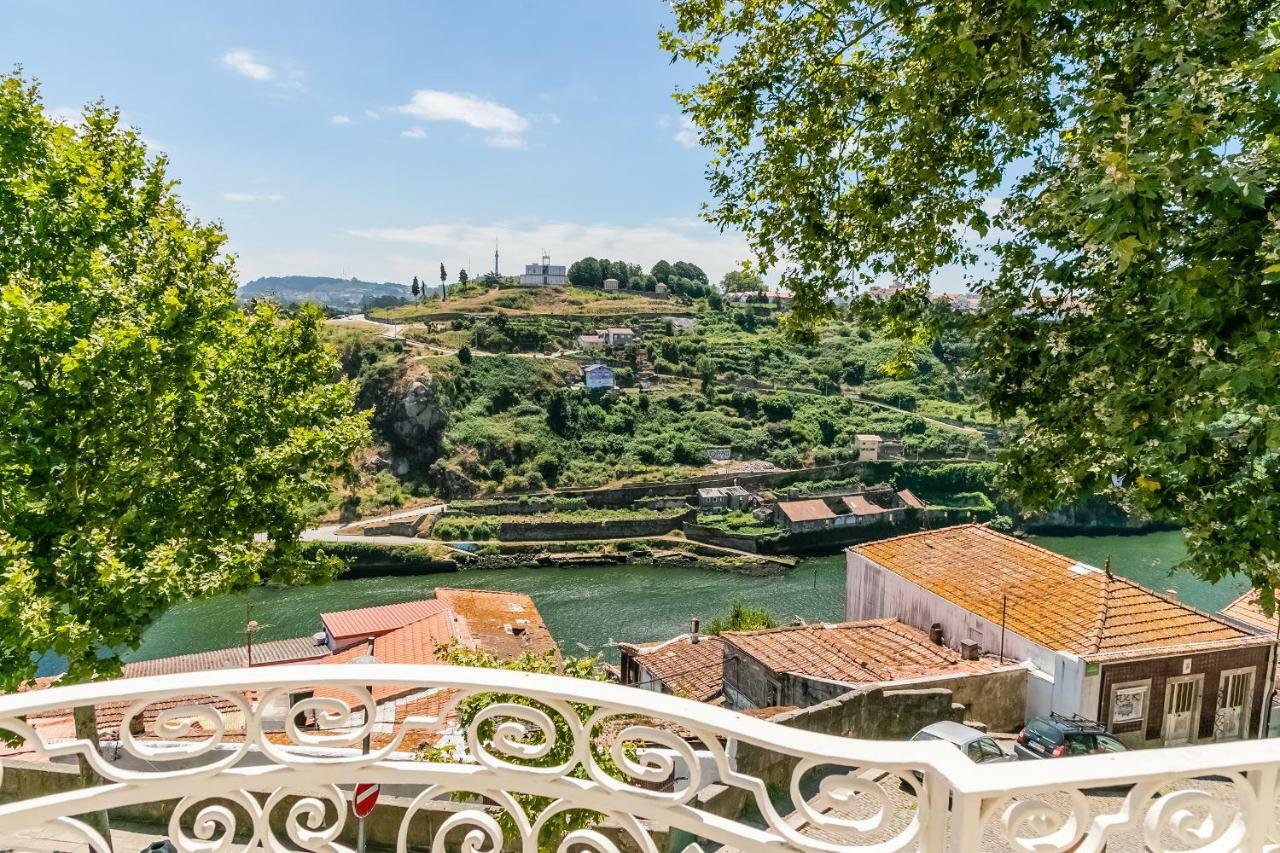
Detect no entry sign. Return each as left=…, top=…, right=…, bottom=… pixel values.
left=353, top=782, right=380, bottom=818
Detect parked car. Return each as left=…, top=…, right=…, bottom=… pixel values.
left=1015, top=713, right=1128, bottom=759
left=911, top=721, right=1015, bottom=767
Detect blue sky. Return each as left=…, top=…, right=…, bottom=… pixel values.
left=3, top=1, right=761, bottom=285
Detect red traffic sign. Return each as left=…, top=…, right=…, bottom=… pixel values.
left=353, top=782, right=380, bottom=818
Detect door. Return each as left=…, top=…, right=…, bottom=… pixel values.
left=1162, top=675, right=1203, bottom=746
left=1214, top=667, right=1255, bottom=741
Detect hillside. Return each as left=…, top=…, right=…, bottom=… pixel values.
left=311, top=283, right=996, bottom=521
left=239, top=275, right=415, bottom=310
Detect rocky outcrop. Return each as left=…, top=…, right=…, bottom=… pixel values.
left=390, top=379, right=447, bottom=473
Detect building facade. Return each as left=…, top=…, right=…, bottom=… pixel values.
left=846, top=525, right=1276, bottom=746
left=519, top=253, right=567, bottom=286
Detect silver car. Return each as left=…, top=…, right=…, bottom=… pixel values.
left=911, top=721, right=1015, bottom=766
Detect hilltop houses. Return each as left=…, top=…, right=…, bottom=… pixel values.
left=519, top=253, right=567, bottom=286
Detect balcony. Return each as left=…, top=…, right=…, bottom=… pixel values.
left=1, top=664, right=1277, bottom=851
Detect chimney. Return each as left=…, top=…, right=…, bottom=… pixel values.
left=1165, top=588, right=1178, bottom=601
left=929, top=623, right=944, bottom=646
left=1104, top=556, right=1113, bottom=580
left=690, top=617, right=701, bottom=644
left=960, top=639, right=980, bottom=661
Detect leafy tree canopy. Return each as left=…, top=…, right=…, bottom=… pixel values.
left=0, top=74, right=369, bottom=688
left=720, top=267, right=765, bottom=293
left=663, top=1, right=1280, bottom=592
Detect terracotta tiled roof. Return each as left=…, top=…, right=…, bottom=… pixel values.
left=777, top=499, right=835, bottom=523
left=122, top=636, right=329, bottom=678
left=853, top=525, right=1250, bottom=656
left=623, top=635, right=725, bottom=701
left=897, top=489, right=925, bottom=510
left=724, top=619, right=995, bottom=684
left=321, top=599, right=448, bottom=645
left=434, top=588, right=558, bottom=660
left=1221, top=589, right=1280, bottom=635
left=842, top=495, right=887, bottom=516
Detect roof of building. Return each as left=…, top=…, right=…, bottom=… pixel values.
left=122, top=636, right=329, bottom=678
left=897, top=489, right=926, bottom=510
left=699, top=485, right=750, bottom=498
left=852, top=525, right=1252, bottom=657
left=321, top=599, right=449, bottom=645
left=621, top=635, right=726, bottom=702
left=1221, top=590, right=1280, bottom=634
left=776, top=499, right=836, bottom=523
left=603, top=327, right=634, bottom=335
left=434, top=588, right=558, bottom=661
left=583, top=363, right=611, bottom=373
left=723, top=618, right=996, bottom=685
left=856, top=434, right=882, bottom=442
left=843, top=494, right=887, bottom=516
left=577, top=334, right=604, bottom=342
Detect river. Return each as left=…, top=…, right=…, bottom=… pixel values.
left=110, top=529, right=1249, bottom=670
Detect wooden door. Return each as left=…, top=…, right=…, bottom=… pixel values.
left=1214, top=667, right=1255, bottom=741
left=1163, top=675, right=1203, bottom=746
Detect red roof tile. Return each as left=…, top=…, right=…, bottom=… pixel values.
left=853, top=525, right=1250, bottom=656
left=724, top=619, right=995, bottom=684
left=622, top=636, right=725, bottom=701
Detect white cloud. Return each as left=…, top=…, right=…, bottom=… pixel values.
left=486, top=133, right=525, bottom=149
left=396, top=89, right=529, bottom=145
left=222, top=49, right=274, bottom=81
left=348, top=219, right=754, bottom=285
left=364, top=109, right=380, bottom=120
left=330, top=114, right=351, bottom=125
left=673, top=117, right=699, bottom=148
left=222, top=192, right=285, bottom=203
left=400, top=126, right=428, bottom=139
left=656, top=115, right=673, bottom=129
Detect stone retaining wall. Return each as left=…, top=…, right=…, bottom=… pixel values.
left=495, top=510, right=696, bottom=542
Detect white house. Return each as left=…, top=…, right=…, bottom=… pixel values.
left=846, top=525, right=1276, bottom=746
left=519, top=253, right=567, bottom=286
left=855, top=434, right=883, bottom=462
left=582, top=363, right=614, bottom=390
left=600, top=327, right=636, bottom=347
left=603, top=278, right=619, bottom=291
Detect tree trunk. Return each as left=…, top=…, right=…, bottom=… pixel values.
left=72, top=703, right=114, bottom=851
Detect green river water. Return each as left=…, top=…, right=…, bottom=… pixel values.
left=112, top=529, right=1246, bottom=670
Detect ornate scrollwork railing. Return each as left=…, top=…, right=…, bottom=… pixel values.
left=0, top=665, right=1277, bottom=851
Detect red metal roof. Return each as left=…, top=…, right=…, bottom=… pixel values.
left=842, top=494, right=887, bottom=516
left=777, top=499, right=836, bottom=523
left=122, top=636, right=329, bottom=677
left=321, top=599, right=448, bottom=644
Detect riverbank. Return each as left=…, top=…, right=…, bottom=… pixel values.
left=52, top=530, right=1235, bottom=680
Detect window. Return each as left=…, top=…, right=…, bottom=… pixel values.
left=1110, top=682, right=1149, bottom=726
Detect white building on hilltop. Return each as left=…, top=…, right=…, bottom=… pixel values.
left=519, top=252, right=567, bottom=286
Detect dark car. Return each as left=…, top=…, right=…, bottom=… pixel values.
left=1015, top=713, right=1128, bottom=759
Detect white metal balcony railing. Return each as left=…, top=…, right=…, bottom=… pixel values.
left=0, top=664, right=1277, bottom=852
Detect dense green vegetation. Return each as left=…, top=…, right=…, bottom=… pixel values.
left=707, top=601, right=780, bottom=634
left=664, top=0, right=1280, bottom=594
left=0, top=74, right=368, bottom=701
left=326, top=288, right=991, bottom=499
